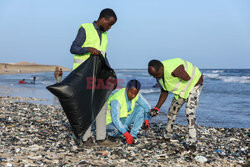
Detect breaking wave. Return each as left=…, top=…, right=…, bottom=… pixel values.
left=204, top=73, right=250, bottom=84
left=140, top=88, right=161, bottom=94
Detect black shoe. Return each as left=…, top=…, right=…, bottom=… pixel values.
left=107, top=136, right=123, bottom=142
left=188, top=144, right=197, bottom=152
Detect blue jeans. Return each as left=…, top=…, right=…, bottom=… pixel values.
left=107, top=105, right=145, bottom=138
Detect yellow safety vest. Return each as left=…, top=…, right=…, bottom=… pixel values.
left=106, top=88, right=139, bottom=125
left=72, top=23, right=108, bottom=70
left=158, top=58, right=201, bottom=99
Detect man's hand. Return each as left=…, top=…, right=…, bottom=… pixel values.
left=123, top=131, right=134, bottom=144
left=88, top=47, right=101, bottom=55
left=150, top=107, right=159, bottom=117
left=142, top=120, right=149, bottom=130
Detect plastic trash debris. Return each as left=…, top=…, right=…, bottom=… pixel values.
left=194, top=155, right=208, bottom=163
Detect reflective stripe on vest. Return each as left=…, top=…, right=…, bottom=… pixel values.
left=72, top=23, right=108, bottom=70
left=179, top=61, right=196, bottom=97
left=106, top=88, right=139, bottom=125
left=74, top=59, right=85, bottom=64
left=159, top=58, right=201, bottom=99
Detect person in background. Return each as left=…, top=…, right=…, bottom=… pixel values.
left=106, top=79, right=150, bottom=145
left=148, top=58, right=203, bottom=147
left=18, top=79, right=27, bottom=84
left=70, top=8, right=117, bottom=147
left=4, top=64, right=8, bottom=72
left=54, top=67, right=59, bottom=83
left=31, top=76, right=36, bottom=84
left=152, top=83, right=160, bottom=88
left=57, top=68, right=63, bottom=83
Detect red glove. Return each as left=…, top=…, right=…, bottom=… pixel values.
left=144, top=120, right=149, bottom=129
left=123, top=131, right=134, bottom=144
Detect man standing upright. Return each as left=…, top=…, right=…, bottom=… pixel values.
left=70, top=8, right=117, bottom=70
left=148, top=58, right=203, bottom=146
left=57, top=68, right=63, bottom=83
left=70, top=8, right=117, bottom=147
left=54, top=67, right=59, bottom=83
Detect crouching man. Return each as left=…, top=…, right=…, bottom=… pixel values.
left=106, top=79, right=150, bottom=144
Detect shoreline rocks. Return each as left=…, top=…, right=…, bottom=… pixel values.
left=0, top=63, right=71, bottom=75
left=0, top=96, right=249, bottom=166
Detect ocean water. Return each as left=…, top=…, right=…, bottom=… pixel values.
left=0, top=69, right=249, bottom=128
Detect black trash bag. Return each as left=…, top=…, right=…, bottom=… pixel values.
left=47, top=55, right=117, bottom=139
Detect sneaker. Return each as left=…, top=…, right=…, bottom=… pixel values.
left=186, top=137, right=197, bottom=144
left=83, top=137, right=96, bottom=147
left=164, top=133, right=173, bottom=139
left=185, top=139, right=197, bottom=152
left=96, top=139, right=119, bottom=147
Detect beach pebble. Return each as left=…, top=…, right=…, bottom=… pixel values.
left=0, top=96, right=249, bottom=166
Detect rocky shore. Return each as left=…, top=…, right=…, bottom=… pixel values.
left=0, top=96, right=249, bottom=167
left=0, top=62, right=71, bottom=75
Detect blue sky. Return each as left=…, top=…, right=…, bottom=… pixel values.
left=0, top=0, right=250, bottom=69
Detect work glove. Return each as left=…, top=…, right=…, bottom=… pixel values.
left=142, top=120, right=150, bottom=130
left=123, top=131, right=134, bottom=144
left=150, top=107, right=159, bottom=117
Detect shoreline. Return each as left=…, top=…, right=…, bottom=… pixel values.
left=0, top=63, right=71, bottom=75
left=0, top=96, right=249, bottom=166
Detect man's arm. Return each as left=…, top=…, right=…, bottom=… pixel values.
left=171, top=65, right=190, bottom=81
left=70, top=26, right=101, bottom=55
left=70, top=27, right=89, bottom=55
left=110, top=100, right=127, bottom=134
left=155, top=89, right=168, bottom=109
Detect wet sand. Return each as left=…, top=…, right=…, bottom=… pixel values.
left=0, top=96, right=249, bottom=166
left=0, top=62, right=71, bottom=75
